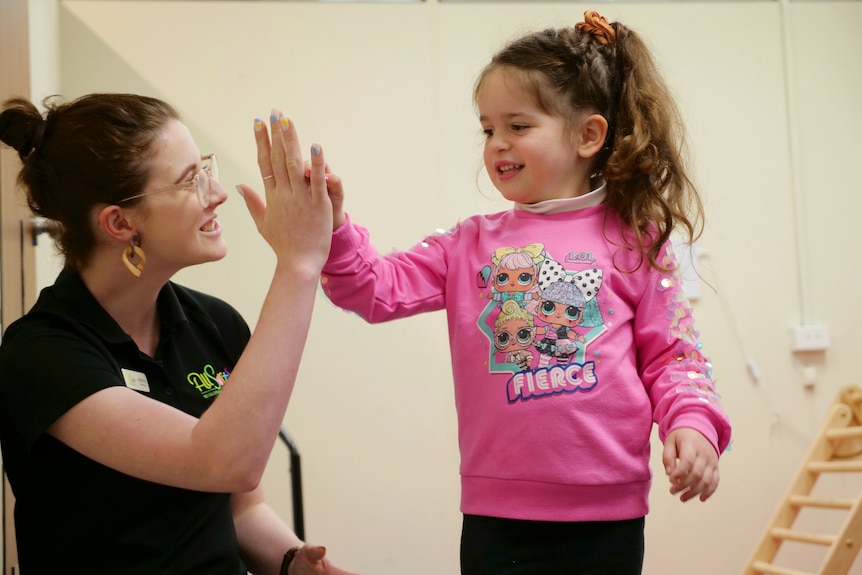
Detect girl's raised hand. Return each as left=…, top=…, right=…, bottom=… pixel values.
left=303, top=160, right=345, bottom=230
left=238, top=110, right=333, bottom=274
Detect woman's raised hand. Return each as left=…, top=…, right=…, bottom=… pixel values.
left=238, top=110, right=333, bottom=274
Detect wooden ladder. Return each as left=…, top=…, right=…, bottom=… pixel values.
left=744, top=385, right=862, bottom=575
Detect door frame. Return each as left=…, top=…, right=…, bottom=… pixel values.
left=0, top=0, right=35, bottom=571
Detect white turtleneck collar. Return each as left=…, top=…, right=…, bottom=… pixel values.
left=514, top=181, right=607, bottom=215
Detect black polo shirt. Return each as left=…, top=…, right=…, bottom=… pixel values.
left=0, top=269, right=252, bottom=574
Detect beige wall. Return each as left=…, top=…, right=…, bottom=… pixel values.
left=24, top=0, right=862, bottom=573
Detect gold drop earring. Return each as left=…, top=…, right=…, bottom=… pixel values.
left=122, top=235, right=146, bottom=278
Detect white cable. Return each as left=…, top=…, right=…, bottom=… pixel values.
left=778, top=0, right=811, bottom=324
left=747, top=358, right=761, bottom=383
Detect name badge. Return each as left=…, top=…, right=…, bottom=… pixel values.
left=121, top=368, right=151, bottom=393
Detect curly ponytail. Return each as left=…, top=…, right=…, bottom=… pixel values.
left=603, top=22, right=703, bottom=272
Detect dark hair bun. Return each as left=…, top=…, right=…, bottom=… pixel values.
left=0, top=98, right=46, bottom=160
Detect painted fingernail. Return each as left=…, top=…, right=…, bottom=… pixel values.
left=280, top=117, right=291, bottom=131
left=254, top=118, right=263, bottom=131
left=270, top=109, right=279, bottom=123
left=311, top=144, right=321, bottom=156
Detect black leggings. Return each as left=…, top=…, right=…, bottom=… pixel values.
left=460, top=514, right=645, bottom=575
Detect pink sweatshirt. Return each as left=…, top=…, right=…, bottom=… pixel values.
left=321, top=193, right=731, bottom=522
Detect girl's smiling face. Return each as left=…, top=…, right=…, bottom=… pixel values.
left=477, top=68, right=588, bottom=204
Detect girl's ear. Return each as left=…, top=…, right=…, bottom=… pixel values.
left=577, top=114, right=609, bottom=159
left=97, top=204, right=137, bottom=243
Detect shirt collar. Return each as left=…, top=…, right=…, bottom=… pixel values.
left=514, top=181, right=607, bottom=215
left=47, top=269, right=188, bottom=344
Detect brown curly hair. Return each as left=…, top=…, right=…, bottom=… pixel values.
left=474, top=16, right=703, bottom=272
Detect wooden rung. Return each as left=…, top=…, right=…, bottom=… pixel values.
left=751, top=561, right=813, bottom=575
left=770, top=527, right=835, bottom=546
left=789, top=494, right=856, bottom=509
left=744, top=388, right=862, bottom=575
left=826, top=426, right=862, bottom=440
left=808, top=460, right=862, bottom=472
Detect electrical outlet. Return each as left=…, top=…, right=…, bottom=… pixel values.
left=790, top=325, right=831, bottom=352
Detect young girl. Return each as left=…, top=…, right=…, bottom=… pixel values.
left=317, top=11, right=731, bottom=574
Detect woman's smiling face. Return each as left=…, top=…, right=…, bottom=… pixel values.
left=131, top=120, right=229, bottom=274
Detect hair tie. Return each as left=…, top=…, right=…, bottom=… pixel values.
left=575, top=10, right=616, bottom=46
left=31, top=118, right=46, bottom=150
left=17, top=116, right=47, bottom=160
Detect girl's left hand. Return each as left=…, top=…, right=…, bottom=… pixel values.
left=303, top=162, right=345, bottom=231
left=289, top=544, right=364, bottom=575
left=662, top=427, right=720, bottom=502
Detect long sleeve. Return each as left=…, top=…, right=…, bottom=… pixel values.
left=321, top=215, right=450, bottom=322
left=630, top=243, right=731, bottom=455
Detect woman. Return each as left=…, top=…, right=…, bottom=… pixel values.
left=0, top=94, right=358, bottom=575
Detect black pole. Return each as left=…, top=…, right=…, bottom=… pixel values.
left=278, top=427, right=305, bottom=540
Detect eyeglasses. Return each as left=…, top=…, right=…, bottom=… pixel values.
left=119, top=154, right=218, bottom=208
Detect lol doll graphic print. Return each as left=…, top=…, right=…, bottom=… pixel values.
left=476, top=244, right=606, bottom=403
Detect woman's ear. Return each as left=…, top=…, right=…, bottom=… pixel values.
left=577, top=114, right=609, bottom=159
left=97, top=204, right=137, bottom=243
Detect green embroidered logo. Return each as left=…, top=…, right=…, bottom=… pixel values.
left=187, top=364, right=230, bottom=399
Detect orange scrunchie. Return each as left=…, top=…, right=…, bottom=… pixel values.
left=575, top=10, right=616, bottom=46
